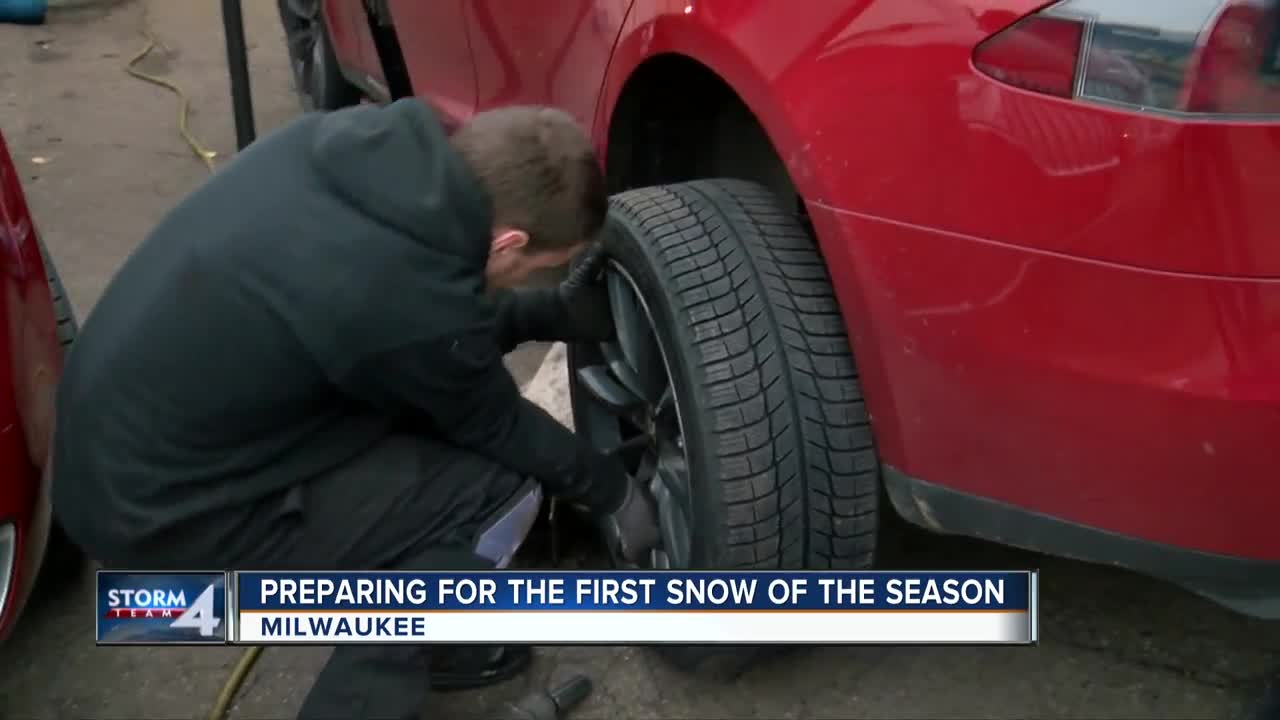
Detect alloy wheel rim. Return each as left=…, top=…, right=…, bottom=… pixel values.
left=282, top=0, right=321, bottom=106
left=310, top=24, right=327, bottom=100
left=573, top=261, right=694, bottom=570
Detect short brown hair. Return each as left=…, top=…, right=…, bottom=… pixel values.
left=450, top=106, right=607, bottom=251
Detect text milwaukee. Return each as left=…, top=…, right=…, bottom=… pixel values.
left=260, top=615, right=429, bottom=639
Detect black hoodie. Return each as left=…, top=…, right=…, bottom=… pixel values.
left=51, top=99, right=600, bottom=554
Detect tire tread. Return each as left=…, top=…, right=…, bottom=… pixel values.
left=37, top=237, right=77, bottom=348
left=34, top=236, right=84, bottom=584
left=608, top=179, right=879, bottom=572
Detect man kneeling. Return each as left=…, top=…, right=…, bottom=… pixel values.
left=51, top=99, right=658, bottom=719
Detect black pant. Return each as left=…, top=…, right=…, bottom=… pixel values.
left=95, top=433, right=528, bottom=720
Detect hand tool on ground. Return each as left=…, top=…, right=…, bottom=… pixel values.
left=492, top=674, right=593, bottom=720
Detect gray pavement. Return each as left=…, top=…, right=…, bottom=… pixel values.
left=0, top=1, right=1277, bottom=718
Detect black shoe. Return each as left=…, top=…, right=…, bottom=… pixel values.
left=429, top=645, right=534, bottom=692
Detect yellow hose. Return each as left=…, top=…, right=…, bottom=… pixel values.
left=208, top=645, right=264, bottom=720
left=123, top=5, right=218, bottom=173
left=123, top=9, right=262, bottom=720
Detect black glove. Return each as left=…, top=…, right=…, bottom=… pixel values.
left=598, top=474, right=661, bottom=564
left=489, top=244, right=613, bottom=351
left=556, top=243, right=614, bottom=342
left=564, top=447, right=660, bottom=564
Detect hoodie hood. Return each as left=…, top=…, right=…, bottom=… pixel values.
left=309, top=99, right=493, bottom=267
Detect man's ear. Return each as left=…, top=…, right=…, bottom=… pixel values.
left=491, top=228, right=529, bottom=254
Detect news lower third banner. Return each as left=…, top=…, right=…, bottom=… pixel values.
left=96, top=570, right=1038, bottom=646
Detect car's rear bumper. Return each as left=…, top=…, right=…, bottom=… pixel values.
left=807, top=202, right=1280, bottom=607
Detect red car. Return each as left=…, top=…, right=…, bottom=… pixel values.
left=0, top=126, right=81, bottom=641
left=283, top=0, right=1280, bottom=650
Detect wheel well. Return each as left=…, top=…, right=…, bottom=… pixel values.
left=604, top=55, right=804, bottom=219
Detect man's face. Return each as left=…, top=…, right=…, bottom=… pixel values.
left=484, top=228, right=585, bottom=289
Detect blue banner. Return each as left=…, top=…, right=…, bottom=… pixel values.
left=96, top=571, right=228, bottom=645
left=235, top=570, right=1031, bottom=612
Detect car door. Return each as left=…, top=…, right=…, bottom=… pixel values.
left=464, top=0, right=632, bottom=132
left=385, top=0, right=479, bottom=127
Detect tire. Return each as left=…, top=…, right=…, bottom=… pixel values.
left=38, top=238, right=76, bottom=353
left=33, top=237, right=83, bottom=585
left=279, top=0, right=363, bottom=112
left=568, top=179, right=881, bottom=677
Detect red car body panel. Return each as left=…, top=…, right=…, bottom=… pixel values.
left=386, top=0, right=483, bottom=126
left=807, top=202, right=1280, bottom=559
left=466, top=0, right=630, bottom=128
left=0, top=128, right=62, bottom=641
left=325, top=0, right=1280, bottom=610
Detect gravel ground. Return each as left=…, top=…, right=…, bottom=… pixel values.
left=0, top=2, right=1277, bottom=718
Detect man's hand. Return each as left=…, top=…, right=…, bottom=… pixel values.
left=570, top=447, right=660, bottom=564
left=599, top=474, right=661, bottom=564
left=557, top=243, right=614, bottom=342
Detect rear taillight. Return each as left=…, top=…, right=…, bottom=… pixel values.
left=974, top=0, right=1280, bottom=118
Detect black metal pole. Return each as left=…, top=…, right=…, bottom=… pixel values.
left=221, top=0, right=257, bottom=150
